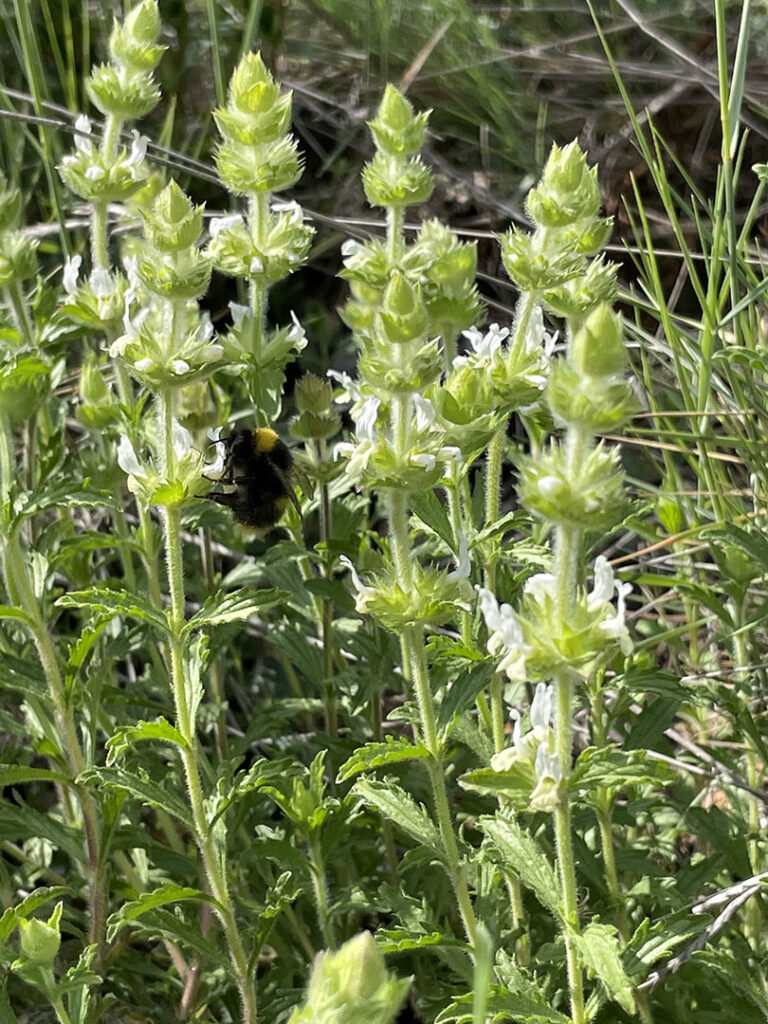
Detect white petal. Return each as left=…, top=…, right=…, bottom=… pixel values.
left=171, top=419, right=193, bottom=459
left=62, top=255, right=82, bottom=295
left=117, top=435, right=143, bottom=477
left=356, top=397, right=380, bottom=442
left=412, top=393, right=435, bottom=430
left=210, top=214, right=243, bottom=239
left=410, top=452, right=435, bottom=471
left=530, top=682, right=552, bottom=734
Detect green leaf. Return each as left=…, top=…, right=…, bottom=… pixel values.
left=0, top=654, right=47, bottom=698
left=572, top=746, right=674, bottom=793
left=377, top=930, right=459, bottom=953
left=269, top=623, right=324, bottom=683
left=0, top=605, right=34, bottom=628
left=80, top=766, right=193, bottom=829
left=252, top=872, right=303, bottom=960
left=0, top=801, right=82, bottom=863
left=437, top=661, right=495, bottom=730
left=573, top=920, right=635, bottom=1015
left=56, top=587, right=167, bottom=632
left=0, top=765, right=71, bottom=788
left=336, top=737, right=430, bottom=783
left=116, top=906, right=229, bottom=968
left=303, top=577, right=355, bottom=609
left=623, top=912, right=707, bottom=979
left=494, top=950, right=572, bottom=1023
left=354, top=778, right=445, bottom=861
left=16, top=480, right=116, bottom=520
left=479, top=814, right=562, bottom=919
left=459, top=765, right=535, bottom=808
left=472, top=509, right=531, bottom=545
left=184, top=588, right=286, bottom=631
left=107, top=884, right=214, bottom=943
left=410, top=490, right=455, bottom=549
left=106, top=718, right=188, bottom=766
left=436, top=989, right=571, bottom=1024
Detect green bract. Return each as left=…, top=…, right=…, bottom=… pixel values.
left=289, top=933, right=410, bottom=1024
left=518, top=443, right=627, bottom=530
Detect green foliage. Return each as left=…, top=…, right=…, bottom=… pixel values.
left=0, top=1, right=766, bottom=1022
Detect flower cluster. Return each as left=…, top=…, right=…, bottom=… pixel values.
left=500, top=140, right=615, bottom=321
left=0, top=173, right=38, bottom=291
left=117, top=419, right=213, bottom=508
left=489, top=683, right=562, bottom=813
left=477, top=555, right=632, bottom=684
left=59, top=117, right=150, bottom=204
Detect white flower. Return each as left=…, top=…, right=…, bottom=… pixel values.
left=249, top=256, right=264, bottom=275
left=356, top=397, right=380, bottom=442
left=204, top=428, right=226, bottom=478
left=458, top=323, right=509, bottom=366
left=272, top=199, right=301, bottom=222
left=73, top=114, right=92, bottom=151
left=287, top=311, right=306, bottom=346
left=340, top=239, right=363, bottom=258
left=476, top=586, right=531, bottom=683
left=117, top=436, right=145, bottom=479
left=327, top=369, right=361, bottom=404
left=127, top=131, right=148, bottom=168
left=523, top=572, right=556, bottom=606
left=210, top=214, right=244, bottom=239
left=412, top=393, right=435, bottom=430
left=530, top=743, right=562, bottom=812
left=91, top=268, right=113, bottom=298
left=171, top=419, right=193, bottom=461
left=490, top=684, right=554, bottom=772
left=229, top=301, right=249, bottom=328
left=588, top=556, right=633, bottom=655
left=339, top=555, right=378, bottom=613
left=440, top=445, right=463, bottom=463
left=447, top=531, right=470, bottom=582
left=171, top=359, right=190, bottom=375
left=588, top=555, right=615, bottom=607
left=62, top=255, right=82, bottom=295
left=529, top=682, right=553, bottom=739
left=410, top=452, right=435, bottom=472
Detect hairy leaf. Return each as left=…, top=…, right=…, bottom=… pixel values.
left=336, top=736, right=430, bottom=782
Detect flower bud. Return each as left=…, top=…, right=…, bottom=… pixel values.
left=0, top=357, right=50, bottom=425
left=499, top=229, right=583, bottom=294
left=145, top=181, right=204, bottom=253
left=19, top=903, right=62, bottom=966
left=526, top=140, right=601, bottom=228
left=109, top=0, right=165, bottom=72
left=0, top=231, right=38, bottom=286
left=289, top=932, right=410, bottom=1024
left=87, top=63, right=160, bottom=119
left=368, top=84, right=430, bottom=157
left=362, top=152, right=434, bottom=209
left=291, top=374, right=341, bottom=440
left=569, top=305, right=625, bottom=377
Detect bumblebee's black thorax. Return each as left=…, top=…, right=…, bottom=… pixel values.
left=210, top=428, right=294, bottom=530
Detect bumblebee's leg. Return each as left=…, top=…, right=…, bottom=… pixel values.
left=207, top=490, right=237, bottom=508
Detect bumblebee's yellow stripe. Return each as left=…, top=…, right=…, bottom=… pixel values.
left=253, top=428, right=279, bottom=454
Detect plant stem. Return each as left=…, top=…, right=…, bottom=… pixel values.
left=158, top=395, right=257, bottom=1024
left=308, top=833, right=337, bottom=949
left=552, top=518, right=584, bottom=1024
left=388, top=488, right=477, bottom=947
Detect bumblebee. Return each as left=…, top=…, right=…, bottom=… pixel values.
left=206, top=428, right=301, bottom=530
